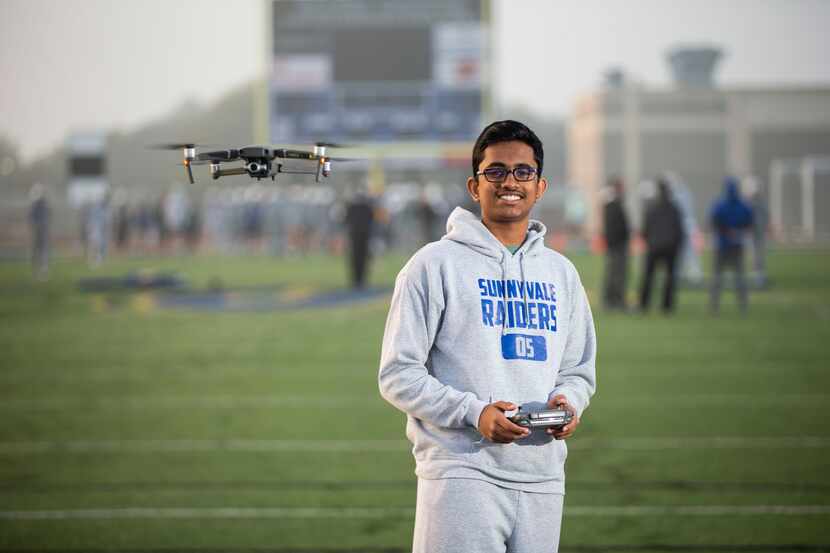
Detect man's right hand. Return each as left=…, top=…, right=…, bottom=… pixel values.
left=477, top=401, right=531, bottom=443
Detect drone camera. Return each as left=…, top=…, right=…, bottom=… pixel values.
left=322, top=160, right=332, bottom=177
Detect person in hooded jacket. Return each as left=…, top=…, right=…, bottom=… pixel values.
left=379, top=120, right=596, bottom=553
left=709, top=176, right=754, bottom=314
left=638, top=177, right=685, bottom=314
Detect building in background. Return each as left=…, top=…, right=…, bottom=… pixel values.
left=569, top=46, right=830, bottom=242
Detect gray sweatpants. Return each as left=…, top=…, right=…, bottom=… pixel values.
left=413, top=477, right=564, bottom=553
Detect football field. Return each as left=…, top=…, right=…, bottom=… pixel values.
left=1, top=249, right=828, bottom=551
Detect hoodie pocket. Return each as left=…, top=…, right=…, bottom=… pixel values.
left=472, top=433, right=567, bottom=481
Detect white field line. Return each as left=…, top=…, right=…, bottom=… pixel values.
left=0, top=394, right=828, bottom=410
left=565, top=505, right=830, bottom=516
left=576, top=436, right=830, bottom=450
left=1, top=505, right=829, bottom=520
left=598, top=393, right=830, bottom=405
left=0, top=440, right=412, bottom=454
left=0, top=370, right=365, bottom=384
left=0, top=396, right=382, bottom=409
left=1, top=436, right=829, bottom=455
left=0, top=367, right=368, bottom=385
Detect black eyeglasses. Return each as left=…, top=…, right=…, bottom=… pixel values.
left=476, top=165, right=538, bottom=183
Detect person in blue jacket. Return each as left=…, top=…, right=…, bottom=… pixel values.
left=709, top=176, right=754, bottom=314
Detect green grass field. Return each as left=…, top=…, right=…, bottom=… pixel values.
left=1, top=249, right=829, bottom=552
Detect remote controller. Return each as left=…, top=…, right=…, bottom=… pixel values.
left=509, top=408, right=573, bottom=429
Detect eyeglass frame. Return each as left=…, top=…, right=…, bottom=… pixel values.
left=474, top=165, right=539, bottom=183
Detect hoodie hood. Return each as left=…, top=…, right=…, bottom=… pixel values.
left=723, top=176, right=741, bottom=202
left=442, top=207, right=548, bottom=260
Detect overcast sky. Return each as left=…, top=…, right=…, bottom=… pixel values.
left=2, top=0, right=829, bottom=162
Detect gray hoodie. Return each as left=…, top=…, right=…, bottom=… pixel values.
left=379, top=207, right=597, bottom=494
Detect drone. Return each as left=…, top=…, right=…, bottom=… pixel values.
left=153, top=142, right=357, bottom=184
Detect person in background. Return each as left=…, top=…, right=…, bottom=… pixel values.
left=29, top=183, right=49, bottom=280
left=742, top=175, right=769, bottom=288
left=114, top=200, right=130, bottom=251
left=344, top=189, right=375, bottom=289
left=416, top=190, right=438, bottom=246
left=86, top=191, right=111, bottom=267
left=710, top=176, right=754, bottom=314
left=639, top=177, right=685, bottom=314
left=602, top=176, right=630, bottom=311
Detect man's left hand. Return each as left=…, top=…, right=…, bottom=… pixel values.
left=545, top=394, right=579, bottom=440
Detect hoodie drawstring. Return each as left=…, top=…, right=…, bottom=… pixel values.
left=501, top=249, right=531, bottom=335
left=500, top=252, right=508, bottom=336
left=519, top=251, right=529, bottom=323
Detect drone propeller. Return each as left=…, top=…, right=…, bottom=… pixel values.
left=314, top=141, right=351, bottom=149
left=325, top=156, right=363, bottom=162
left=147, top=142, right=222, bottom=150
left=148, top=142, right=196, bottom=150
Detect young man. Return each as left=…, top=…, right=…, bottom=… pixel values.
left=379, top=120, right=597, bottom=553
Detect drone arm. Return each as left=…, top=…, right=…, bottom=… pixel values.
left=197, top=149, right=240, bottom=162
left=273, top=149, right=317, bottom=161
left=211, top=166, right=248, bottom=180
left=273, top=167, right=317, bottom=176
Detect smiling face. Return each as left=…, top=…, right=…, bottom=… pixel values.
left=467, top=140, right=548, bottom=230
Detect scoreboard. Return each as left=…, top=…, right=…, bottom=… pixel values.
left=269, top=0, right=488, bottom=145
left=66, top=132, right=108, bottom=208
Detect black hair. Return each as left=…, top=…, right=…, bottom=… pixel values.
left=471, top=120, right=544, bottom=178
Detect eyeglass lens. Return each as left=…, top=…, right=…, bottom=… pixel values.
left=481, top=166, right=537, bottom=182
